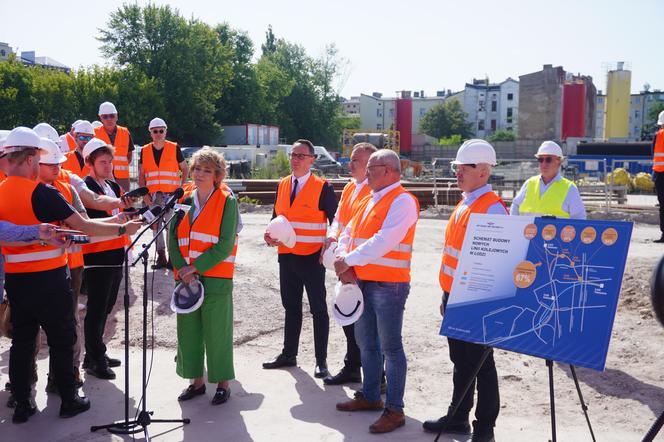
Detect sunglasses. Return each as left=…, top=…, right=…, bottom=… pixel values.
left=151, top=129, right=165, bottom=134
left=537, top=157, right=556, bottom=164
left=450, top=163, right=477, bottom=173
left=77, top=135, right=93, bottom=141
left=100, top=114, right=116, bottom=120
left=289, top=153, right=314, bottom=160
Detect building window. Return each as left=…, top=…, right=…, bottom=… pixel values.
left=491, top=101, right=497, bottom=112
left=635, top=110, right=640, bottom=119
left=376, top=109, right=382, bottom=117
left=491, top=119, right=497, bottom=131
left=478, top=120, right=485, bottom=131
left=478, top=100, right=485, bottom=111
left=377, top=124, right=382, bottom=130
left=507, top=93, right=513, bottom=101
left=635, top=97, right=640, bottom=103
left=419, top=108, right=426, bottom=117
left=506, top=118, right=513, bottom=124
left=389, top=109, right=394, bottom=118
left=506, top=127, right=513, bottom=132
left=0, top=50, right=5, bottom=57
left=507, top=107, right=513, bottom=117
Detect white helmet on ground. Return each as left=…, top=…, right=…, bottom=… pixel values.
left=452, top=139, right=497, bottom=166
left=332, top=282, right=364, bottom=326
left=535, top=141, right=564, bottom=158
left=266, top=215, right=296, bottom=248
left=39, top=138, right=66, bottom=164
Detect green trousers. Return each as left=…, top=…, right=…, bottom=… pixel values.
left=176, top=278, right=234, bottom=383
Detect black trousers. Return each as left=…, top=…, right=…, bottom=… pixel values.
left=655, top=172, right=664, bottom=234
left=278, top=253, right=328, bottom=363
left=83, top=265, right=123, bottom=365
left=5, top=266, right=76, bottom=402
left=341, top=323, right=361, bottom=371
left=444, top=292, right=499, bottom=431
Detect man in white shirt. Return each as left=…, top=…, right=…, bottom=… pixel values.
left=334, top=149, right=419, bottom=434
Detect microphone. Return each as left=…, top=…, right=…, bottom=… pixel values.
left=124, top=186, right=149, bottom=199
left=141, top=205, right=163, bottom=223
left=164, top=188, right=184, bottom=210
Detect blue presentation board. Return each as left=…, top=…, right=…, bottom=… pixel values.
left=440, top=215, right=633, bottom=371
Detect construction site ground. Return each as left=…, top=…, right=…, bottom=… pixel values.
left=1, top=206, right=663, bottom=441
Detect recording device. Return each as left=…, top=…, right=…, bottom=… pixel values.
left=173, top=196, right=192, bottom=229
left=123, top=186, right=149, bottom=199
left=164, top=187, right=185, bottom=210
left=127, top=205, right=164, bottom=223
left=67, top=234, right=90, bottom=244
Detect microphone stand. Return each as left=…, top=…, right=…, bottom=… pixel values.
left=91, top=208, right=190, bottom=438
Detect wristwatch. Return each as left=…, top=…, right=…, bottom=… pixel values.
left=118, top=225, right=127, bottom=236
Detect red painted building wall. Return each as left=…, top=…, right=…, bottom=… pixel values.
left=562, top=82, right=586, bottom=140
left=395, top=98, right=412, bottom=154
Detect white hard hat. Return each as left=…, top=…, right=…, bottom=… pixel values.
left=658, top=110, right=664, bottom=126
left=266, top=215, right=296, bottom=248
left=92, top=121, right=103, bottom=129
left=71, top=119, right=83, bottom=129
left=170, top=279, right=205, bottom=314
left=33, top=123, right=60, bottom=145
left=73, top=120, right=94, bottom=135
left=82, top=138, right=109, bottom=160
left=0, top=130, right=10, bottom=148
left=452, top=139, right=497, bottom=166
left=39, top=137, right=66, bottom=164
left=3, top=127, right=44, bottom=153
left=98, top=101, right=118, bottom=115
left=149, top=117, right=167, bottom=130
left=321, top=241, right=339, bottom=270
left=332, top=282, right=364, bottom=326
left=535, top=141, right=564, bottom=158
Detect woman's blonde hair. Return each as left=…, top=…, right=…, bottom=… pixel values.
left=190, top=147, right=226, bottom=187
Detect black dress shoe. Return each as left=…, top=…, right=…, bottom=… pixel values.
left=178, top=384, right=206, bottom=401
left=105, top=355, right=121, bottom=368
left=262, top=353, right=297, bottom=369
left=211, top=387, right=231, bottom=405
left=85, top=363, right=116, bottom=380
left=314, top=363, right=329, bottom=379
left=324, top=367, right=361, bottom=385
left=12, top=399, right=37, bottom=423
left=422, top=415, right=471, bottom=434
left=59, top=394, right=91, bottom=418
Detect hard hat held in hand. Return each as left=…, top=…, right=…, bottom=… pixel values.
left=39, top=138, right=66, bottom=164
left=452, top=139, right=497, bottom=166
left=333, top=282, right=364, bottom=326
left=266, top=215, right=296, bottom=248
left=322, top=241, right=339, bottom=270
left=535, top=141, right=563, bottom=158
left=170, top=279, right=205, bottom=314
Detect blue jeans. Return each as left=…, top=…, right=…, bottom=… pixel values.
left=355, top=280, right=409, bottom=411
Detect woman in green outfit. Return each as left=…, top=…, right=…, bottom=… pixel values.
left=168, top=148, right=238, bottom=405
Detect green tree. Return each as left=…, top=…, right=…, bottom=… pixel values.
left=642, top=102, right=664, bottom=140
left=488, top=129, right=516, bottom=142
left=261, top=25, right=277, bottom=56
left=419, top=100, right=472, bottom=139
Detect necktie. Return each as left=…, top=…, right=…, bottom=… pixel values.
left=290, top=179, right=298, bottom=205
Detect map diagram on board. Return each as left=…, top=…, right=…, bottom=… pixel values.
left=441, top=217, right=633, bottom=371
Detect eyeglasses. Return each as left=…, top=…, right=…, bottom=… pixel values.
left=151, top=129, right=165, bottom=134
left=100, top=114, right=116, bottom=120
left=537, top=157, right=556, bottom=164
left=450, top=163, right=477, bottom=173
left=77, top=135, right=93, bottom=141
left=289, top=153, right=314, bottom=160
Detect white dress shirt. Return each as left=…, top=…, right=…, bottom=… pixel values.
left=291, top=171, right=311, bottom=198
left=339, top=181, right=418, bottom=267
left=327, top=178, right=368, bottom=239
left=510, top=172, right=586, bottom=219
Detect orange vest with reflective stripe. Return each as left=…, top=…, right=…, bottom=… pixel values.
left=348, top=185, right=419, bottom=283
left=0, top=177, right=67, bottom=273
left=653, top=129, right=664, bottom=173
left=176, top=188, right=237, bottom=278
left=439, top=191, right=506, bottom=292
left=81, top=179, right=127, bottom=254
left=62, top=150, right=89, bottom=178
left=335, top=180, right=371, bottom=239
left=52, top=179, right=84, bottom=269
left=65, top=133, right=77, bottom=152
left=274, top=174, right=328, bottom=255
left=141, top=141, right=180, bottom=193
left=95, top=125, right=130, bottom=179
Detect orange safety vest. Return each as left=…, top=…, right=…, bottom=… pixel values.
left=274, top=174, right=328, bottom=255
left=52, top=179, right=84, bottom=269
left=0, top=177, right=67, bottom=273
left=95, top=125, right=130, bottom=179
left=81, top=179, right=127, bottom=254
left=348, top=185, right=419, bottom=283
left=439, top=191, right=506, bottom=293
left=141, top=141, right=181, bottom=193
left=176, top=188, right=238, bottom=279
left=334, top=180, right=371, bottom=238
left=0, top=171, right=6, bottom=182
left=65, top=132, right=77, bottom=152
left=653, top=129, right=664, bottom=173
left=62, top=150, right=89, bottom=178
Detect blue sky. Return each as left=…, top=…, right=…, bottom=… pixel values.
left=3, top=0, right=661, bottom=97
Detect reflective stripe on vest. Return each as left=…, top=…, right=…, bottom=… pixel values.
left=335, top=180, right=371, bottom=239
left=654, top=129, right=664, bottom=172
left=141, top=141, right=181, bottom=193
left=348, top=185, right=419, bottom=282
left=0, top=177, right=67, bottom=273
left=95, top=125, right=130, bottom=179
left=274, top=174, right=328, bottom=255
left=518, top=175, right=573, bottom=218
left=439, top=191, right=506, bottom=293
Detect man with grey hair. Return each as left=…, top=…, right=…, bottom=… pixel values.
left=334, top=148, right=419, bottom=434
